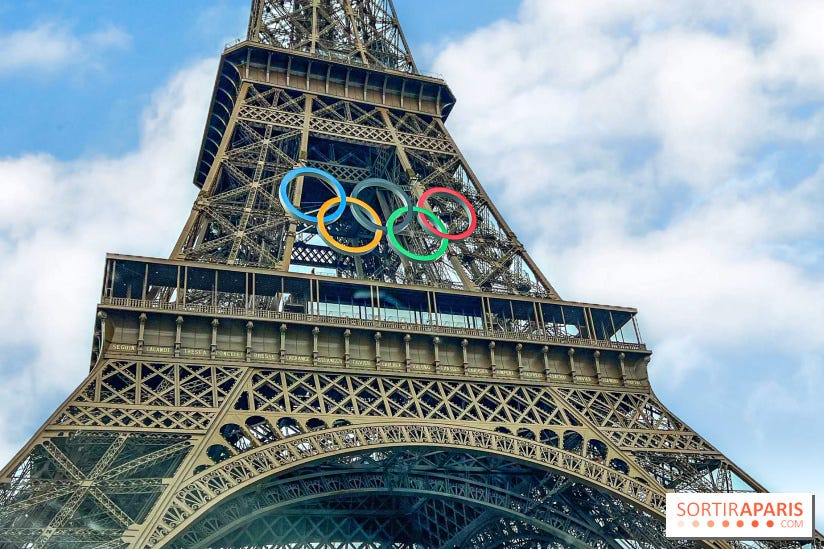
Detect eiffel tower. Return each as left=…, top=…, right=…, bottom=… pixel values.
left=1, top=1, right=820, bottom=548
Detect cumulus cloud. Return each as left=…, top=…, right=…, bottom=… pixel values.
left=433, top=0, right=824, bottom=520
left=0, top=59, right=212, bottom=461
left=0, top=22, right=131, bottom=75
left=0, top=0, right=821, bottom=530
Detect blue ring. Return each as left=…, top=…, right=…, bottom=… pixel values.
left=279, top=167, right=347, bottom=225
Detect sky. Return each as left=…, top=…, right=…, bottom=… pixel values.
left=1, top=0, right=822, bottom=529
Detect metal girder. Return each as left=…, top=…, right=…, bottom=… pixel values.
left=2, top=1, right=823, bottom=548
left=174, top=78, right=559, bottom=298
left=163, top=450, right=664, bottom=549
left=0, top=432, right=190, bottom=548
left=248, top=0, right=417, bottom=74
left=3, top=362, right=822, bottom=548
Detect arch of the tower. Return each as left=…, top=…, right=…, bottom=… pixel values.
left=164, top=455, right=662, bottom=549
left=142, top=422, right=695, bottom=549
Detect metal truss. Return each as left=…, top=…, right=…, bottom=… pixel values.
left=2, top=356, right=821, bottom=547
left=248, top=0, right=417, bottom=73
left=174, top=75, right=558, bottom=298
left=2, top=1, right=822, bottom=548
left=165, top=450, right=682, bottom=549
left=0, top=432, right=189, bottom=548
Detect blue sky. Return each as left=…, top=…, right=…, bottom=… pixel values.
left=1, top=0, right=822, bottom=528
left=0, top=0, right=515, bottom=158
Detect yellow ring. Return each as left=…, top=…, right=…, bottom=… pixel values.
left=317, top=196, right=383, bottom=255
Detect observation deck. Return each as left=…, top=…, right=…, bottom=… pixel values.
left=94, top=254, right=651, bottom=388
left=194, top=41, right=455, bottom=189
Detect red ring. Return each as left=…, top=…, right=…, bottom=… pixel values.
left=416, top=187, right=477, bottom=240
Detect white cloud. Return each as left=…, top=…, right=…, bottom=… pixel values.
left=0, top=22, right=131, bottom=75
left=0, top=59, right=211, bottom=459
left=0, top=0, right=821, bottom=532
left=433, top=0, right=824, bottom=522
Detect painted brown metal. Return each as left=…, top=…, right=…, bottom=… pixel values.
left=0, top=2, right=821, bottom=548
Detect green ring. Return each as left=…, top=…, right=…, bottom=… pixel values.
left=386, top=206, right=449, bottom=262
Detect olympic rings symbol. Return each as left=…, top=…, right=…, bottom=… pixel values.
left=279, top=167, right=477, bottom=262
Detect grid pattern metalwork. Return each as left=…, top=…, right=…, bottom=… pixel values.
left=0, top=1, right=821, bottom=548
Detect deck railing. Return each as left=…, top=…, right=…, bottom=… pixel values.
left=100, top=296, right=646, bottom=352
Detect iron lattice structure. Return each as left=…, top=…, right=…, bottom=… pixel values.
left=0, top=1, right=821, bottom=548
